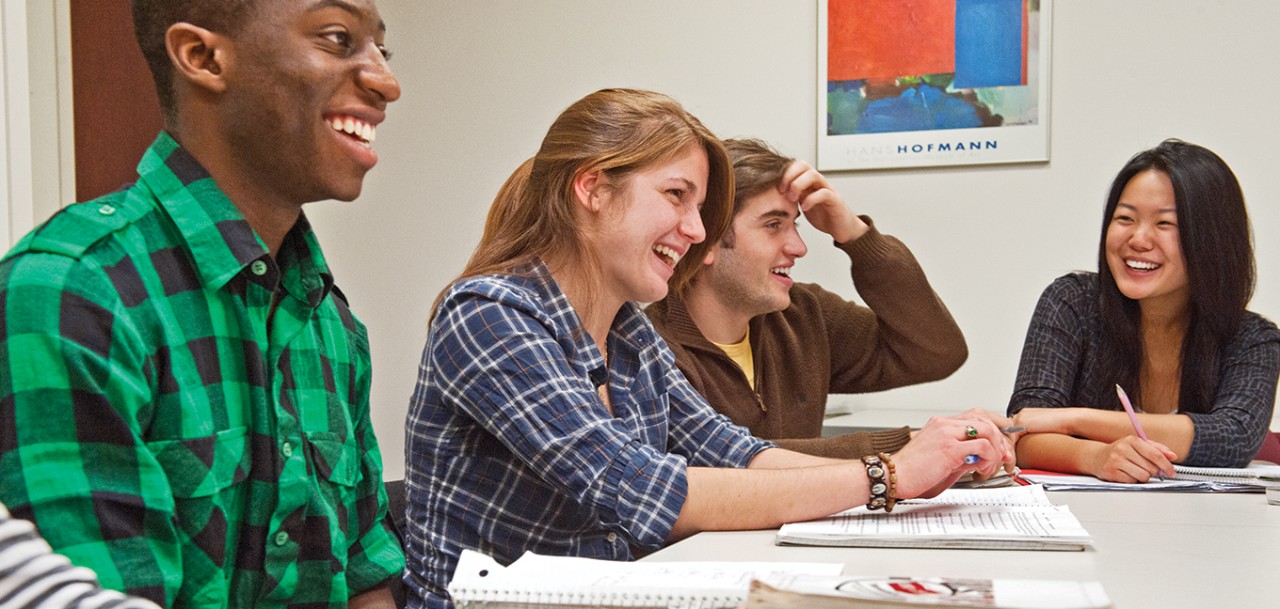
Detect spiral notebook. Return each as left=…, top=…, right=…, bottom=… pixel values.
left=1173, top=463, right=1280, bottom=487
left=447, top=549, right=843, bottom=608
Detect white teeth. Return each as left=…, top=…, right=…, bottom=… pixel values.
left=653, top=245, right=682, bottom=266
left=1126, top=260, right=1159, bottom=271
left=771, top=266, right=791, bottom=277
left=329, top=116, right=376, bottom=145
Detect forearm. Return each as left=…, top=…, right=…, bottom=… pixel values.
left=831, top=230, right=967, bottom=388
left=668, top=415, right=1013, bottom=540
left=1015, top=433, right=1103, bottom=474
left=747, top=446, right=850, bottom=468
left=1019, top=408, right=1193, bottom=460
left=769, top=428, right=911, bottom=460
left=669, top=459, right=865, bottom=540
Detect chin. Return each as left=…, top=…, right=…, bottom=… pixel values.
left=771, top=289, right=792, bottom=311
left=328, top=184, right=365, bottom=202
left=637, top=282, right=670, bottom=304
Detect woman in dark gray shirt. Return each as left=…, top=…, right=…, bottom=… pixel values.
left=1008, top=140, right=1280, bottom=482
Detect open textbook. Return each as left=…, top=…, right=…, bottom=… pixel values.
left=447, top=549, right=842, bottom=608
left=775, top=485, right=1092, bottom=551
left=747, top=576, right=1113, bottom=609
left=1020, top=463, right=1280, bottom=492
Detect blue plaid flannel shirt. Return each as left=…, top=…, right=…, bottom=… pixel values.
left=403, top=261, right=772, bottom=608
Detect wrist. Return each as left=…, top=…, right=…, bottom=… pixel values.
left=1062, top=408, right=1096, bottom=437
left=832, top=216, right=870, bottom=245
left=861, top=452, right=897, bottom=512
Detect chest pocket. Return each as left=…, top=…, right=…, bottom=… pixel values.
left=148, top=426, right=251, bottom=499
left=627, top=395, right=670, bottom=450
left=305, top=430, right=359, bottom=487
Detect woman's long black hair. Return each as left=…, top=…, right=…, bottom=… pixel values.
left=1096, top=139, right=1254, bottom=414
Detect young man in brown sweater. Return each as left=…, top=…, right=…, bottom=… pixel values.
left=646, top=138, right=970, bottom=459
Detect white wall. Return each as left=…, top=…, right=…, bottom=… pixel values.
left=2, top=0, right=74, bottom=249
left=6, top=2, right=1278, bottom=480
left=301, top=0, right=1280, bottom=480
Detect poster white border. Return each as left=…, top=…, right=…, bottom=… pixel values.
left=818, top=0, right=1053, bottom=171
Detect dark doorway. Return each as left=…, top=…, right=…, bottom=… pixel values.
left=71, top=0, right=163, bottom=201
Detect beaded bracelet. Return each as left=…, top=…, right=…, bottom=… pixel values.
left=862, top=452, right=898, bottom=512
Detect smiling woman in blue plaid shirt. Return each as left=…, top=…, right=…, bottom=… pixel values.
left=402, top=89, right=1017, bottom=609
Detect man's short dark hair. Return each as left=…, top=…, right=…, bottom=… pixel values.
left=720, top=138, right=794, bottom=248
left=132, top=0, right=255, bottom=119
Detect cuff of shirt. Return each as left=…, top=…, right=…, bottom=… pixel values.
left=597, top=442, right=689, bottom=549
left=835, top=216, right=888, bottom=258
left=345, top=520, right=406, bottom=596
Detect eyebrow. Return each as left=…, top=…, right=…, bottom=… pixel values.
left=757, top=208, right=798, bottom=221
left=1116, top=202, right=1177, bottom=214
left=669, top=177, right=700, bottom=195
left=308, top=0, right=387, bottom=33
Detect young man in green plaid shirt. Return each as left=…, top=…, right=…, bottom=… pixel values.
left=0, top=1, right=404, bottom=607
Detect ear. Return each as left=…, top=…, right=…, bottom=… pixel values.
left=165, top=23, right=231, bottom=95
left=572, top=168, right=606, bottom=213
left=702, top=247, right=717, bottom=266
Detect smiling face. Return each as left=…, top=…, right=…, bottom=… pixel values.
left=219, top=0, right=401, bottom=206
left=1105, top=169, right=1190, bottom=312
left=591, top=145, right=710, bottom=307
left=698, top=189, right=808, bottom=318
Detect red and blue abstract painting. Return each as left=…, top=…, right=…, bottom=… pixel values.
left=827, top=0, right=1041, bottom=136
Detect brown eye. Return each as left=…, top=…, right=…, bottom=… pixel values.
left=322, top=30, right=353, bottom=51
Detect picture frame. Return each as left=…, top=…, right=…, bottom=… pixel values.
left=818, top=0, right=1052, bottom=171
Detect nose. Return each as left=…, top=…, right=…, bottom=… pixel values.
left=682, top=205, right=707, bottom=244
left=359, top=46, right=402, bottom=104
left=1129, top=223, right=1154, bottom=250
left=785, top=226, right=808, bottom=258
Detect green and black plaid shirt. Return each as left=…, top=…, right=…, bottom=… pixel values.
left=0, top=133, right=404, bottom=607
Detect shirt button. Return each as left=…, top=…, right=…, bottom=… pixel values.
left=606, top=532, right=618, bottom=543
left=98, top=204, right=116, bottom=216
left=274, top=531, right=290, bottom=546
left=250, top=260, right=268, bottom=276
left=281, top=442, right=293, bottom=458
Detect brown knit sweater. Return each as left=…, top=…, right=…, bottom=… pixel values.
left=646, top=221, right=968, bottom=459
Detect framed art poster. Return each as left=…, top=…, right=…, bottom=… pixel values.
left=818, top=0, right=1052, bottom=171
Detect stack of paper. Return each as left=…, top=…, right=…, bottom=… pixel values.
left=775, top=485, right=1092, bottom=551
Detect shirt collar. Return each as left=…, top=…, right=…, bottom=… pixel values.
left=135, top=132, right=333, bottom=301
left=521, top=259, right=652, bottom=375
left=648, top=294, right=730, bottom=356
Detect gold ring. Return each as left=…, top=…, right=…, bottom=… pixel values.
left=965, top=425, right=978, bottom=439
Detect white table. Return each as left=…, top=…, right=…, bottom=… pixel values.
left=644, top=490, right=1280, bottom=608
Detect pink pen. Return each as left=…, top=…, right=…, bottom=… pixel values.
left=1115, top=384, right=1167, bottom=481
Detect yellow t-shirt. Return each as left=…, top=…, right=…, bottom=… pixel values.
left=711, top=328, right=755, bottom=390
